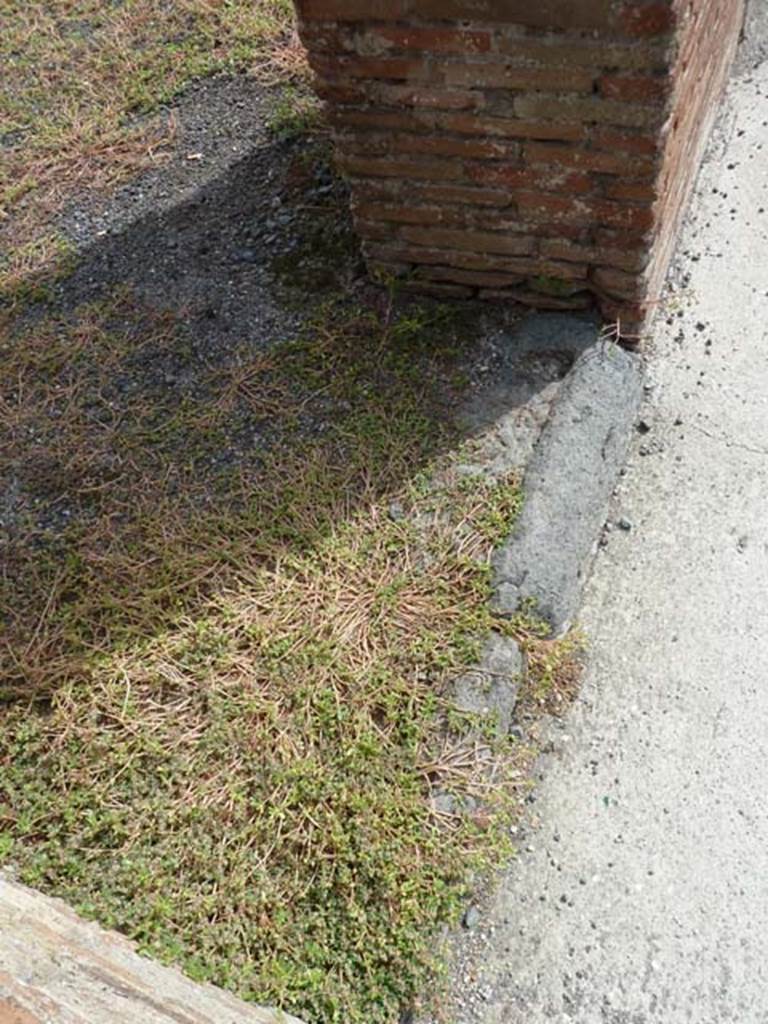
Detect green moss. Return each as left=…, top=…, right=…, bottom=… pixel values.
left=531, top=275, right=580, bottom=298
left=267, top=86, right=323, bottom=143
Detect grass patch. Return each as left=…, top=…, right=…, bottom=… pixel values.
left=0, top=476, right=522, bottom=1023
left=0, top=288, right=587, bottom=1024
left=0, top=0, right=302, bottom=266
left=0, top=232, right=76, bottom=316
left=0, top=6, right=585, bottom=1020
left=1, top=293, right=465, bottom=693
left=511, top=608, right=585, bottom=719
left=267, top=86, right=323, bottom=143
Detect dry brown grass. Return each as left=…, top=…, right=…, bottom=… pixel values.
left=0, top=243, right=584, bottom=1024
left=0, top=0, right=303, bottom=269
left=0, top=10, right=585, bottom=1022
left=0, top=286, right=558, bottom=1024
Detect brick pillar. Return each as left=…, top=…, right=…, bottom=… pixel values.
left=295, top=1, right=744, bottom=337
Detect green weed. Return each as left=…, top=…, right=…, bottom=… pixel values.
left=0, top=290, right=552, bottom=1024
left=267, top=87, right=323, bottom=143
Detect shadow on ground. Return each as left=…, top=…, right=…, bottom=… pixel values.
left=1, top=120, right=569, bottom=696
left=0, top=105, right=587, bottom=1024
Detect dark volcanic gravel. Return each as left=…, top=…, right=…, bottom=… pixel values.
left=53, top=74, right=362, bottom=350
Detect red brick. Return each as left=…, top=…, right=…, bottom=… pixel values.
left=301, top=0, right=742, bottom=333
left=444, top=63, right=595, bottom=93
left=591, top=127, right=661, bottom=155
left=467, top=162, right=592, bottom=193
left=413, top=183, right=515, bottom=207
left=296, top=0, right=408, bottom=21
left=524, top=141, right=656, bottom=177
left=400, top=227, right=535, bottom=256
left=363, top=243, right=583, bottom=279
left=514, top=94, right=662, bottom=129
left=310, top=54, right=433, bottom=81
left=496, top=36, right=669, bottom=71
left=619, top=2, right=677, bottom=37
left=595, top=296, right=648, bottom=335
left=350, top=179, right=401, bottom=201
left=603, top=180, right=659, bottom=201
left=330, top=109, right=432, bottom=133
left=588, top=199, right=657, bottom=231
left=359, top=242, right=401, bottom=264
left=368, top=260, right=411, bottom=279
left=516, top=192, right=585, bottom=223
left=334, top=129, right=391, bottom=155
left=315, top=82, right=368, bottom=105
left=439, top=113, right=584, bottom=142
left=371, top=26, right=492, bottom=53
left=352, top=202, right=470, bottom=227
left=595, top=227, right=651, bottom=247
left=517, top=192, right=655, bottom=231
left=590, top=266, right=646, bottom=299
left=599, top=74, right=671, bottom=102
left=471, top=213, right=586, bottom=240
left=298, top=24, right=349, bottom=53
left=338, top=155, right=464, bottom=181
left=408, top=0, right=614, bottom=30
left=476, top=288, right=515, bottom=302
left=392, top=134, right=520, bottom=159
left=354, top=219, right=396, bottom=241
left=540, top=239, right=649, bottom=272
left=415, top=266, right=525, bottom=288
left=360, top=242, right=455, bottom=267
left=357, top=179, right=516, bottom=210
left=372, top=84, right=483, bottom=110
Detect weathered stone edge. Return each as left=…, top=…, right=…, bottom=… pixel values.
left=447, top=312, right=638, bottom=733
left=491, top=329, right=644, bottom=634
left=0, top=875, right=308, bottom=1024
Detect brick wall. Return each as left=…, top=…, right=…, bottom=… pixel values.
left=295, top=0, right=745, bottom=336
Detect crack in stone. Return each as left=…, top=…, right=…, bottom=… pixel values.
left=691, top=422, right=768, bottom=457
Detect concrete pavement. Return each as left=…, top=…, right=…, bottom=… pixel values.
left=440, top=14, right=768, bottom=1024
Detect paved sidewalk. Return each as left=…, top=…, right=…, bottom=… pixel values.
left=445, top=17, right=768, bottom=1024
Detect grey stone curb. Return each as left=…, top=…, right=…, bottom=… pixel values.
left=448, top=312, right=643, bottom=735
left=451, top=631, right=525, bottom=740
left=492, top=327, right=644, bottom=635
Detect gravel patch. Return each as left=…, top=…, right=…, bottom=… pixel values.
left=48, top=76, right=360, bottom=356
left=4, top=72, right=642, bottom=1024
